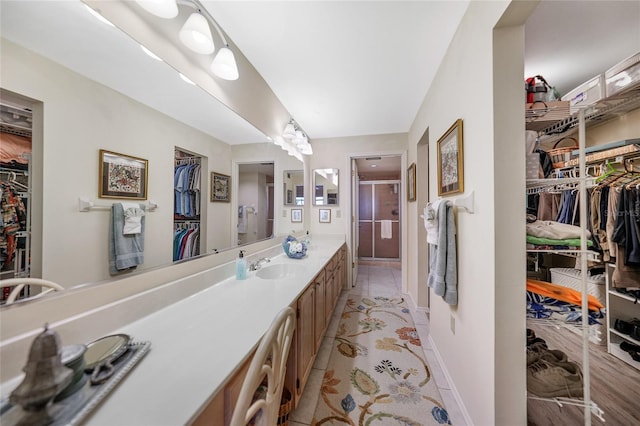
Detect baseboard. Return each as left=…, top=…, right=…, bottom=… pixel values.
left=428, top=335, right=473, bottom=426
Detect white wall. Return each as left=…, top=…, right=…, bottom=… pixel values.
left=1, top=39, right=235, bottom=287
left=407, top=1, right=532, bottom=424
left=309, top=133, right=408, bottom=287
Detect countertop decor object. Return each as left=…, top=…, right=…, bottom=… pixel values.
left=1, top=338, right=151, bottom=426
left=282, top=235, right=307, bottom=259
left=9, top=324, right=73, bottom=426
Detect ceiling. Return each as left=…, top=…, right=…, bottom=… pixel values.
left=1, top=1, right=639, bottom=146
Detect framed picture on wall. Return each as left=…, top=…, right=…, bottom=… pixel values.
left=99, top=149, right=148, bottom=200
left=211, top=172, right=230, bottom=202
left=437, top=118, right=464, bottom=196
left=407, top=162, right=416, bottom=202
left=291, top=208, right=302, bottom=223
left=287, top=189, right=293, bottom=204
left=319, top=208, right=331, bottom=223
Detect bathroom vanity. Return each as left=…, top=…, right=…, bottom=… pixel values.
left=0, top=236, right=347, bottom=425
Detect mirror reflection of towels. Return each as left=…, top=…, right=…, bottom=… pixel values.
left=121, top=202, right=145, bottom=235
left=381, top=220, right=393, bottom=239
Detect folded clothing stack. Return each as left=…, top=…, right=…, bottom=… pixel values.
left=526, top=220, right=593, bottom=249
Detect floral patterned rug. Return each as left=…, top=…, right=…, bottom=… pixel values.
left=311, top=295, right=451, bottom=425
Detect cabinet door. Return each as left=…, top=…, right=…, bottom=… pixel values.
left=314, top=271, right=326, bottom=351
left=296, top=284, right=315, bottom=398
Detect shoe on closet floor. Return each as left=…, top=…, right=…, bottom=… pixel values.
left=620, top=341, right=640, bottom=362
left=527, top=359, right=583, bottom=398
left=527, top=342, right=567, bottom=366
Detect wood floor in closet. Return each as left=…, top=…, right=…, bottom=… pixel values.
left=527, top=322, right=640, bottom=426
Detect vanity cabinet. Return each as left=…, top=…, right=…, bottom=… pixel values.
left=295, top=283, right=316, bottom=400
left=191, top=243, right=348, bottom=425
left=314, top=269, right=326, bottom=351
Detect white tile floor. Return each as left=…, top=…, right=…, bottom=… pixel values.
left=289, top=263, right=467, bottom=426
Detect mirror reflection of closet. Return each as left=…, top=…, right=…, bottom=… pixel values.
left=174, top=148, right=204, bottom=262
left=0, top=101, right=33, bottom=303
left=313, top=168, right=339, bottom=205
left=283, top=170, right=304, bottom=206
left=237, top=162, right=275, bottom=246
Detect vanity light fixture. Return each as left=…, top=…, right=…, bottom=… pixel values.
left=179, top=73, right=196, bottom=85
left=140, top=45, right=163, bottom=61
left=281, top=119, right=312, bottom=156
left=135, top=0, right=179, bottom=19
left=179, top=12, right=215, bottom=54
left=84, top=4, right=115, bottom=27
left=135, top=0, right=239, bottom=81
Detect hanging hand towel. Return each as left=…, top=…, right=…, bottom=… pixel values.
left=425, top=200, right=443, bottom=244
left=109, top=203, right=145, bottom=274
left=122, top=202, right=145, bottom=235
left=380, top=220, right=393, bottom=239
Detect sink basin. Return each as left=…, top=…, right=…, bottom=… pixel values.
left=255, top=264, right=303, bottom=280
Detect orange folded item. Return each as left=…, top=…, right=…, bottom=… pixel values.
left=526, top=278, right=604, bottom=311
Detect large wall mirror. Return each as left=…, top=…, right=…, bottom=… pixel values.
left=313, top=168, right=339, bottom=205
left=283, top=170, right=304, bottom=206
left=237, top=162, right=275, bottom=246
left=0, top=1, right=299, bottom=302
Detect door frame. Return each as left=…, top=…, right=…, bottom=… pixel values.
left=347, top=151, right=407, bottom=291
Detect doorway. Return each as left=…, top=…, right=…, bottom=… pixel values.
left=354, top=156, right=401, bottom=264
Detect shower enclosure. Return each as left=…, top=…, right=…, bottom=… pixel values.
left=357, top=180, right=400, bottom=259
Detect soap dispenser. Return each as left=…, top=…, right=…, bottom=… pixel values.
left=236, top=250, right=247, bottom=280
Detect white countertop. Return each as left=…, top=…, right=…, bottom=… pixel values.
left=38, top=237, right=343, bottom=425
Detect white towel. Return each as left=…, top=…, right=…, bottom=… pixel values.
left=121, top=202, right=145, bottom=235
left=425, top=200, right=443, bottom=244
left=381, top=220, right=393, bottom=239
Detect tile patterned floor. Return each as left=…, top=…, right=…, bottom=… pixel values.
left=289, top=263, right=467, bottom=426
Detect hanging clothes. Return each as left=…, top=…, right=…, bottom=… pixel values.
left=173, top=223, right=200, bottom=261
left=174, top=160, right=201, bottom=219
left=0, top=181, right=27, bottom=269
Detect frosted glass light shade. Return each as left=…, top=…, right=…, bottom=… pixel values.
left=211, top=47, right=239, bottom=80
left=135, top=0, right=178, bottom=19
left=283, top=122, right=296, bottom=139
left=180, top=13, right=215, bottom=54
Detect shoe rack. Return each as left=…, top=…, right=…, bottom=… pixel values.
left=605, top=263, right=640, bottom=371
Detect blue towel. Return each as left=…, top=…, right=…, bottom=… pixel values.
left=109, top=203, right=145, bottom=274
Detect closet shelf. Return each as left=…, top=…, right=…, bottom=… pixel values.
left=526, top=177, right=595, bottom=195
left=537, top=87, right=640, bottom=137
left=608, top=290, right=639, bottom=304
left=609, top=329, right=640, bottom=346
left=526, top=249, right=600, bottom=262
left=526, top=396, right=605, bottom=422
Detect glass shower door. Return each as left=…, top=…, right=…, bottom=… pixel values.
left=358, top=181, right=400, bottom=259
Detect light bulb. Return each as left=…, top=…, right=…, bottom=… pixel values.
left=135, top=0, right=178, bottom=19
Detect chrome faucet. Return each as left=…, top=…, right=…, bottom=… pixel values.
left=248, top=257, right=271, bottom=271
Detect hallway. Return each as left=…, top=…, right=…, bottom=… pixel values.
left=289, top=264, right=466, bottom=425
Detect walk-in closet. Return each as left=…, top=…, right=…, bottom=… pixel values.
left=174, top=148, right=203, bottom=261
left=0, top=102, right=32, bottom=303
left=524, top=54, right=640, bottom=424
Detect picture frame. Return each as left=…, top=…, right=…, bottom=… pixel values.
left=287, top=189, right=293, bottom=205
left=291, top=208, right=302, bottom=223
left=99, top=149, right=148, bottom=200
left=407, top=162, right=416, bottom=202
left=437, top=118, right=464, bottom=196
left=211, top=172, right=231, bottom=202
left=319, top=208, right=331, bottom=223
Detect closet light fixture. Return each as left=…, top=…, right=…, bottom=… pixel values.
left=179, top=12, right=215, bottom=54
left=135, top=0, right=179, bottom=19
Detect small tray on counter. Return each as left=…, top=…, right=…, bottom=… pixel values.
left=0, top=341, right=151, bottom=426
